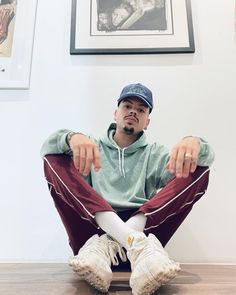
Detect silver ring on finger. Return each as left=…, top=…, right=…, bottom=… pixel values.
left=184, top=153, right=192, bottom=160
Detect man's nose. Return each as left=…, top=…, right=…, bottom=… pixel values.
left=129, top=109, right=137, bottom=115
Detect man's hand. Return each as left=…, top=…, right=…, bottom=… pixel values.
left=167, top=137, right=200, bottom=178
left=67, top=133, right=101, bottom=176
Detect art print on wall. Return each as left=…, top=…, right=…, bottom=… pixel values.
left=96, top=0, right=168, bottom=32
left=0, top=0, right=37, bottom=89
left=70, top=0, right=195, bottom=54
left=0, top=0, right=17, bottom=57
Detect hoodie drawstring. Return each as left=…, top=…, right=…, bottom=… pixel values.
left=117, top=147, right=122, bottom=176
left=117, top=147, right=126, bottom=178
left=121, top=148, right=126, bottom=177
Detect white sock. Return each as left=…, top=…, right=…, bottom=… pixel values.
left=95, top=211, right=137, bottom=249
left=125, top=213, right=147, bottom=232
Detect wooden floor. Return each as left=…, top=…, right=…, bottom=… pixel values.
left=0, top=263, right=236, bottom=295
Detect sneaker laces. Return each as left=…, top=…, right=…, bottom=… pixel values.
left=107, top=238, right=127, bottom=266
left=100, top=235, right=127, bottom=266
left=70, top=234, right=127, bottom=267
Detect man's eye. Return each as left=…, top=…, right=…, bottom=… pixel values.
left=139, top=109, right=145, bottom=113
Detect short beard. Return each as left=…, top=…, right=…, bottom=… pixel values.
left=123, top=126, right=135, bottom=135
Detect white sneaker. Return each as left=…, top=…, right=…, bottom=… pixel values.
left=69, top=234, right=126, bottom=292
left=127, top=233, right=180, bottom=295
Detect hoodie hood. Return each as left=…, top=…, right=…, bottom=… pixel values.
left=101, top=123, right=148, bottom=153
left=100, top=123, right=148, bottom=177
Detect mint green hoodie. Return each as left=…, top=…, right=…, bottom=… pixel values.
left=40, top=123, right=215, bottom=209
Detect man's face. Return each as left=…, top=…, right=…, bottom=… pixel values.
left=114, top=97, right=150, bottom=135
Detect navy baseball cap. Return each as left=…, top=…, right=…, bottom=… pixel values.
left=117, top=83, right=153, bottom=113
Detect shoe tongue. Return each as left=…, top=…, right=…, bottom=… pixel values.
left=126, top=232, right=146, bottom=249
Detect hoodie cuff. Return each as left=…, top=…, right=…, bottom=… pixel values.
left=58, top=132, right=71, bottom=153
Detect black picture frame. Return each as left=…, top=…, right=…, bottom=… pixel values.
left=70, top=0, right=195, bottom=54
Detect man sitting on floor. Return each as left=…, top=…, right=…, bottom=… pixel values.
left=41, top=83, right=214, bottom=295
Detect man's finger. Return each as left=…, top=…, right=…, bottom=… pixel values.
left=79, top=146, right=86, bottom=174
left=83, top=147, right=93, bottom=176
left=93, top=146, right=101, bottom=172
left=169, top=147, right=178, bottom=173
left=182, top=150, right=192, bottom=178
left=175, top=148, right=185, bottom=178
left=73, top=150, right=80, bottom=170
left=190, top=150, right=199, bottom=173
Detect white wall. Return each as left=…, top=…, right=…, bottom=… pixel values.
left=0, top=0, right=235, bottom=263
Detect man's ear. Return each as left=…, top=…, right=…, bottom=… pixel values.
left=144, top=118, right=150, bottom=130
left=114, top=109, right=117, bottom=121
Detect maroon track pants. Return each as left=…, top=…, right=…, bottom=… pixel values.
left=43, top=154, right=210, bottom=256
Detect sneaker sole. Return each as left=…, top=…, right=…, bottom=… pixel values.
left=72, top=262, right=112, bottom=293
left=131, top=262, right=180, bottom=295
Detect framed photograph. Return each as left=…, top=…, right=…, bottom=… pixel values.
left=0, top=0, right=38, bottom=89
left=70, top=0, right=195, bottom=54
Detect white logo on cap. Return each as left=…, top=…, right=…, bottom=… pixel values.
left=127, top=85, right=147, bottom=97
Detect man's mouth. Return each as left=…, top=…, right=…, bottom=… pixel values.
left=124, top=115, right=138, bottom=123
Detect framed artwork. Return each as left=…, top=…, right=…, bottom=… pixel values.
left=70, top=0, right=195, bottom=54
left=0, top=0, right=38, bottom=89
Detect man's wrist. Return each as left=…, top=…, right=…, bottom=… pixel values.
left=182, top=135, right=194, bottom=139
left=182, top=136, right=201, bottom=149
left=182, top=135, right=199, bottom=141
left=66, top=132, right=84, bottom=146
